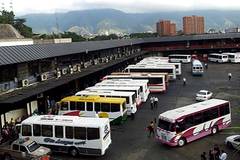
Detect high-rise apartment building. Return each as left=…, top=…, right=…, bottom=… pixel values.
left=183, top=16, right=205, bottom=35
left=156, top=20, right=176, bottom=36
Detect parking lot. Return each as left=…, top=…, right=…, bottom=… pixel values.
left=54, top=62, right=240, bottom=160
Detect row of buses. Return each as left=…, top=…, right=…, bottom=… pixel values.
left=15, top=55, right=232, bottom=157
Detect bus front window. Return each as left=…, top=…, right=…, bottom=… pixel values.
left=158, top=119, right=175, bottom=132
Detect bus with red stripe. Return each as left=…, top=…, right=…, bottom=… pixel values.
left=103, top=72, right=167, bottom=93
left=156, top=99, right=231, bottom=147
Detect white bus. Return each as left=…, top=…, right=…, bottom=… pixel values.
left=86, top=86, right=142, bottom=107
left=136, top=62, right=182, bottom=76
left=57, top=95, right=127, bottom=124
left=222, top=52, right=240, bottom=63
left=17, top=115, right=111, bottom=156
left=103, top=72, right=167, bottom=93
left=75, top=90, right=137, bottom=116
left=168, top=54, right=191, bottom=63
left=156, top=99, right=231, bottom=147
left=97, top=79, right=149, bottom=102
left=191, top=59, right=204, bottom=76
left=208, top=53, right=228, bottom=63
left=125, top=64, right=176, bottom=80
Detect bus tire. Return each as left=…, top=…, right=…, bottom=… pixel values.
left=69, top=147, right=79, bottom=157
left=211, top=126, right=218, bottom=135
left=178, top=138, right=186, bottom=147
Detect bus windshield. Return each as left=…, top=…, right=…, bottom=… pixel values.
left=158, top=119, right=175, bottom=132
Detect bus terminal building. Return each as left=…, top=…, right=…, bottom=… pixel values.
left=1, top=32, right=240, bottom=127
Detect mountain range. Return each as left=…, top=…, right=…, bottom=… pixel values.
left=19, top=9, right=240, bottom=35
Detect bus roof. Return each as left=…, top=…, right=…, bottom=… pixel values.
left=209, top=53, right=225, bottom=56
left=102, top=79, right=149, bottom=84
left=87, top=86, right=139, bottom=91
left=75, top=90, right=135, bottom=96
left=159, top=99, right=229, bottom=123
left=111, top=72, right=168, bottom=76
left=169, top=54, right=191, bottom=57
left=126, top=65, right=175, bottom=69
left=21, top=115, right=109, bottom=127
left=60, top=95, right=126, bottom=104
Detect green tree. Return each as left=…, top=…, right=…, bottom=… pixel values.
left=0, top=10, right=14, bottom=24
left=60, top=32, right=86, bottom=42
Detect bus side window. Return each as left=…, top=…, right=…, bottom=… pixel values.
left=194, top=113, right=203, bottom=125
left=220, top=104, right=230, bottom=116
left=95, top=103, right=101, bottom=112
left=76, top=102, right=85, bottom=111
left=74, top=127, right=86, bottom=140
left=66, top=126, right=73, bottom=139
left=33, top=124, right=41, bottom=136
left=111, top=103, right=120, bottom=112
left=22, top=125, right=32, bottom=136
left=87, top=128, right=100, bottom=140
left=61, top=102, right=68, bottom=111
left=70, top=102, right=76, bottom=110
left=86, top=102, right=93, bottom=111
left=42, top=125, right=53, bottom=137
left=55, top=126, right=63, bottom=138
left=185, top=116, right=194, bottom=128
left=101, top=103, right=110, bottom=112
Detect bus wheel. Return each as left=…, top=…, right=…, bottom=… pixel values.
left=211, top=126, right=218, bottom=135
left=69, top=147, right=79, bottom=157
left=178, top=138, right=186, bottom=147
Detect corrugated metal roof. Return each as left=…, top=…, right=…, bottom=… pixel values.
left=1, top=32, right=240, bottom=66
left=143, top=32, right=240, bottom=43
left=0, top=39, right=144, bottom=66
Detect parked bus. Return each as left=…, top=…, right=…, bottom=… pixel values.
left=223, top=52, right=240, bottom=63
left=136, top=61, right=182, bottom=76
left=125, top=64, right=176, bottom=80
left=103, top=72, right=167, bottom=93
left=168, top=54, right=191, bottom=63
left=75, top=90, right=136, bottom=116
left=191, top=59, right=204, bottom=76
left=17, top=115, right=111, bottom=156
left=156, top=99, right=231, bottom=147
left=208, top=53, right=228, bottom=63
left=85, top=86, right=142, bottom=107
left=58, top=95, right=127, bottom=124
left=97, top=79, right=149, bottom=102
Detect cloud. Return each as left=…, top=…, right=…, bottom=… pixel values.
left=10, top=0, right=240, bottom=15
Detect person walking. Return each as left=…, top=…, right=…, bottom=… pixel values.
left=147, top=121, right=155, bottom=137
left=219, top=150, right=227, bottom=160
left=205, top=63, right=208, bottom=69
left=150, top=97, right=154, bottom=110
left=228, top=73, right=232, bottom=81
left=201, top=152, right=207, bottom=160
left=154, top=97, right=158, bottom=108
left=209, top=149, right=214, bottom=160
left=183, top=77, right=186, bottom=86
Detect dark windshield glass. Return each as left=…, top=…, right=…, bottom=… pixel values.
left=158, top=119, right=175, bottom=132
left=27, top=141, right=40, bottom=152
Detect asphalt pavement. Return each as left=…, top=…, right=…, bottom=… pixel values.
left=53, top=62, right=240, bottom=160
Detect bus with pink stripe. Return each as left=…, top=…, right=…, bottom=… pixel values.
left=156, top=99, right=231, bottom=147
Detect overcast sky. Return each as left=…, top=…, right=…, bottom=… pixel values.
left=2, top=0, right=240, bottom=15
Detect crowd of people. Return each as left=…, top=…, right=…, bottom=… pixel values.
left=0, top=118, right=19, bottom=144
left=201, top=144, right=228, bottom=160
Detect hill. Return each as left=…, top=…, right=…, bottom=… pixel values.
left=20, top=9, right=240, bottom=34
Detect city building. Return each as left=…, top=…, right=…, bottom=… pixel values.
left=183, top=16, right=205, bottom=35
left=225, top=27, right=240, bottom=33
left=156, top=20, right=176, bottom=36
